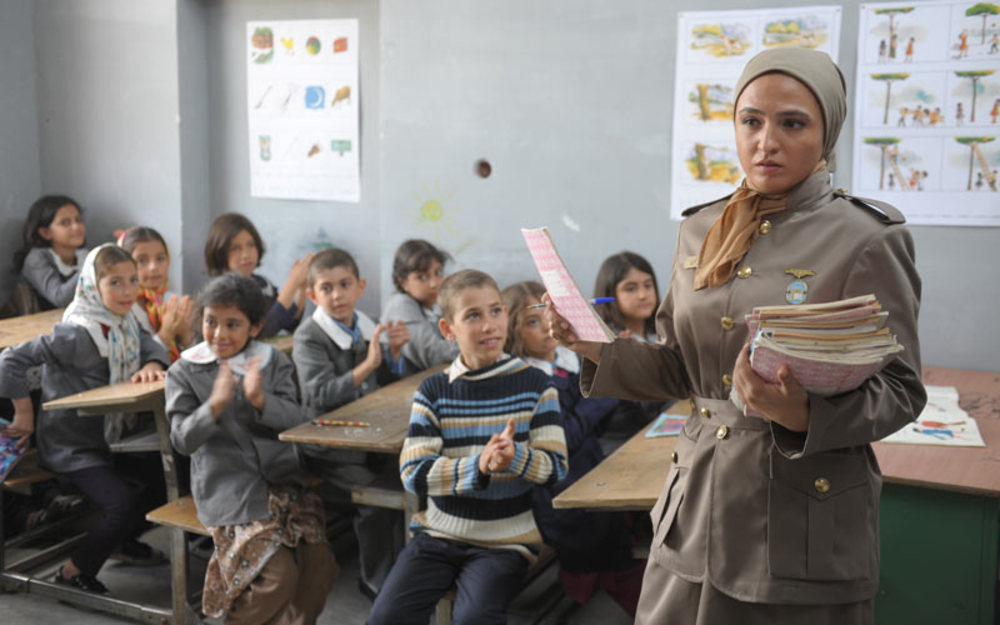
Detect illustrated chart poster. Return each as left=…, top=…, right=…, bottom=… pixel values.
left=853, top=2, right=1000, bottom=226
left=670, top=6, right=842, bottom=220
left=247, top=19, right=360, bottom=203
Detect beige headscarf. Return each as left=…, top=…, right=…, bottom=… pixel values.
left=693, top=48, right=847, bottom=291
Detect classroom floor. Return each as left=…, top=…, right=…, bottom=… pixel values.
left=1, top=524, right=634, bottom=625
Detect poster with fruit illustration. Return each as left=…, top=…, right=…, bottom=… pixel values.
left=247, top=19, right=359, bottom=202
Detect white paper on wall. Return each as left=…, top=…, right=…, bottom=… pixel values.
left=246, top=19, right=360, bottom=203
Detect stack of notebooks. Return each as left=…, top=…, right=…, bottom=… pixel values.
left=745, top=294, right=904, bottom=397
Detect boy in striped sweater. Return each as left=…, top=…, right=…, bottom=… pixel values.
left=366, top=270, right=568, bottom=625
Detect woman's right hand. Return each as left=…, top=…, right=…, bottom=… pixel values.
left=541, top=293, right=603, bottom=364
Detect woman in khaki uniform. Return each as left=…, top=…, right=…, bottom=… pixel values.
left=547, top=48, right=925, bottom=623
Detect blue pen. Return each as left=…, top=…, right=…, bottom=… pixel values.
left=529, top=297, right=615, bottom=309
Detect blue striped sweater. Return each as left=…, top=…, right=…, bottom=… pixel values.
left=400, top=356, right=568, bottom=559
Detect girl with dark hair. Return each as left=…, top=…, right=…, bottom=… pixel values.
left=15, top=195, right=88, bottom=309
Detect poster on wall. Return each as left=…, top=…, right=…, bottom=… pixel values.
left=670, top=6, right=842, bottom=220
left=853, top=2, right=1000, bottom=226
left=246, top=19, right=360, bottom=203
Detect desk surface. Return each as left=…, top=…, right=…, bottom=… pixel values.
left=42, top=379, right=165, bottom=412
left=554, top=367, right=1000, bottom=511
left=279, top=366, right=443, bottom=453
left=264, top=334, right=294, bottom=354
left=0, top=308, right=64, bottom=350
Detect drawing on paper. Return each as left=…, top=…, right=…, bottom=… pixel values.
left=334, top=37, right=348, bottom=53
left=280, top=37, right=295, bottom=56
left=762, top=16, right=829, bottom=49
left=689, top=22, right=752, bottom=57
left=251, top=27, right=274, bottom=64
left=305, top=86, right=325, bottom=110
left=954, top=70, right=998, bottom=122
left=872, top=7, right=916, bottom=62
left=306, top=36, right=321, bottom=55
left=688, top=84, right=734, bottom=121
left=871, top=73, right=911, bottom=124
left=331, top=140, right=352, bottom=156
left=955, top=137, right=999, bottom=189
left=686, top=143, right=742, bottom=184
left=331, top=86, right=351, bottom=108
left=953, top=3, right=1000, bottom=58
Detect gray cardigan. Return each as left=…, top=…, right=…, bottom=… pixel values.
left=166, top=344, right=308, bottom=527
left=21, top=247, right=87, bottom=308
left=0, top=322, right=169, bottom=473
left=380, top=292, right=458, bottom=372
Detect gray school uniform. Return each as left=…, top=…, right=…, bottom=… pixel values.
left=21, top=247, right=88, bottom=308
left=381, top=292, right=458, bottom=372
left=293, top=309, right=404, bottom=419
left=165, top=342, right=308, bottom=527
left=0, top=322, right=169, bottom=473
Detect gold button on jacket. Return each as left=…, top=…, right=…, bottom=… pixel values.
left=722, top=373, right=733, bottom=386
left=759, top=220, right=772, bottom=234
left=814, top=477, right=831, bottom=493
left=720, top=316, right=735, bottom=331
left=700, top=407, right=710, bottom=418
left=715, top=425, right=728, bottom=439
left=737, top=266, right=753, bottom=279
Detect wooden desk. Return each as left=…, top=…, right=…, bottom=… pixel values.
left=0, top=309, right=64, bottom=350
left=279, top=366, right=442, bottom=453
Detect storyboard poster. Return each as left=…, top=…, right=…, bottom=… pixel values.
left=670, top=6, right=842, bottom=220
left=247, top=19, right=360, bottom=203
left=853, top=2, right=1000, bottom=226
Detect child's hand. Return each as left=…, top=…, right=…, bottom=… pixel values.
left=131, top=362, right=167, bottom=383
left=158, top=295, right=183, bottom=339
left=176, top=295, right=197, bottom=346
left=286, top=253, right=314, bottom=290
left=3, top=399, right=35, bottom=450
left=243, top=357, right=265, bottom=411
left=479, top=419, right=516, bottom=474
left=209, top=362, right=237, bottom=419
left=366, top=324, right=385, bottom=368
left=385, top=320, right=409, bottom=362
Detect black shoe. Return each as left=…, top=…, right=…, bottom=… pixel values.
left=357, top=578, right=378, bottom=602
left=109, top=539, right=166, bottom=566
left=54, top=571, right=109, bottom=595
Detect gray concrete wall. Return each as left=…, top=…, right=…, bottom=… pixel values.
left=0, top=1, right=42, bottom=308
left=33, top=0, right=184, bottom=291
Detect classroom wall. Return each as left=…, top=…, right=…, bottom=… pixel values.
left=0, top=1, right=42, bottom=308
left=195, top=0, right=383, bottom=313
left=33, top=0, right=185, bottom=292
left=380, top=0, right=1000, bottom=372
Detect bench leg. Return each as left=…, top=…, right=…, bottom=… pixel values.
left=169, top=526, right=192, bottom=625
left=435, top=593, right=453, bottom=625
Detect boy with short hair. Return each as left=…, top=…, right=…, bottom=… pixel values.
left=293, top=247, right=410, bottom=599
left=366, top=269, right=568, bottom=625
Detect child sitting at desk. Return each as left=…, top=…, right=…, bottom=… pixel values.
left=293, top=247, right=409, bottom=599
left=166, top=273, right=336, bottom=624
left=0, top=244, right=169, bottom=594
left=204, top=212, right=312, bottom=339
left=381, top=239, right=459, bottom=372
left=13, top=194, right=88, bottom=311
left=366, top=270, right=568, bottom=625
left=502, top=281, right=644, bottom=617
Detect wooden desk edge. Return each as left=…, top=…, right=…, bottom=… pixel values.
left=42, top=381, right=166, bottom=411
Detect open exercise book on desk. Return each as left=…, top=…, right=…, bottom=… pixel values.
left=521, top=227, right=615, bottom=343
left=881, top=385, right=985, bottom=447
left=0, top=419, right=27, bottom=483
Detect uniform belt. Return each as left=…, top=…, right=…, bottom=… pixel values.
left=689, top=396, right=771, bottom=431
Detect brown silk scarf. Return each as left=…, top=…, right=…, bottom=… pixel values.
left=693, top=160, right=826, bottom=290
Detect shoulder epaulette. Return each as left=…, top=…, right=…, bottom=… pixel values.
left=833, top=188, right=906, bottom=225
left=681, top=192, right=734, bottom=217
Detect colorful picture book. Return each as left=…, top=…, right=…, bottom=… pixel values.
left=521, top=227, right=615, bottom=343
left=0, top=419, right=28, bottom=484
left=880, top=386, right=985, bottom=447
left=645, top=412, right=688, bottom=438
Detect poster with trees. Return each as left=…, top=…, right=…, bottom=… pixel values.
left=854, top=2, right=999, bottom=226
left=670, top=6, right=841, bottom=220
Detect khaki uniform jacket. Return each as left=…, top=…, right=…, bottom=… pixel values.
left=581, top=172, right=926, bottom=605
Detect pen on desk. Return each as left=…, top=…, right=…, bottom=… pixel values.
left=528, top=297, right=615, bottom=309
left=313, top=419, right=371, bottom=427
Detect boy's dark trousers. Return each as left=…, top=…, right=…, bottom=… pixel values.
left=366, top=532, right=529, bottom=625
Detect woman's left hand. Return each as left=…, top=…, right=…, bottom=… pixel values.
left=732, top=342, right=809, bottom=432
left=131, top=362, right=167, bottom=383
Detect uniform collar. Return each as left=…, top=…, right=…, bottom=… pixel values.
left=524, top=345, right=580, bottom=377
left=180, top=339, right=274, bottom=376
left=447, top=352, right=511, bottom=383
left=312, top=307, right=377, bottom=350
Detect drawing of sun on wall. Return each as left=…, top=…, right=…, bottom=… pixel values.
left=689, top=22, right=752, bottom=58
left=861, top=136, right=941, bottom=192
left=686, top=83, right=734, bottom=122
left=762, top=15, right=829, bottom=49
left=685, top=142, right=742, bottom=185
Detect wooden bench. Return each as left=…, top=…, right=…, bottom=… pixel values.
left=1, top=449, right=56, bottom=494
